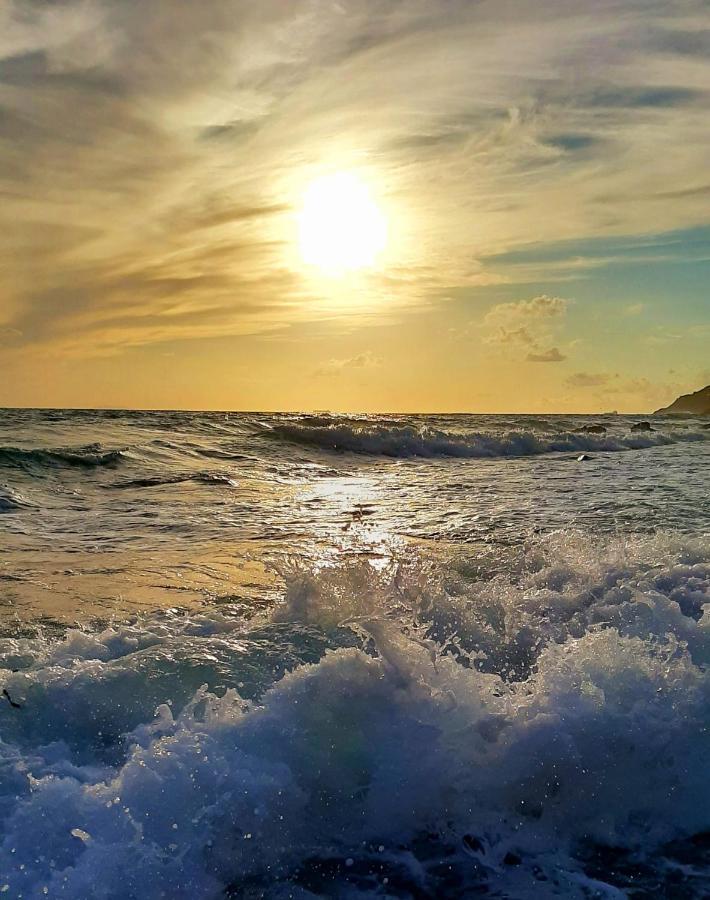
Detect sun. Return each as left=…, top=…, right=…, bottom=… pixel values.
left=297, top=171, right=387, bottom=274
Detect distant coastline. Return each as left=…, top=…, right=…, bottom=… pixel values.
left=655, top=385, right=710, bottom=416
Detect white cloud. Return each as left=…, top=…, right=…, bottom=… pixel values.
left=485, top=296, right=569, bottom=327
left=484, top=295, right=570, bottom=357
left=1, top=0, right=708, bottom=358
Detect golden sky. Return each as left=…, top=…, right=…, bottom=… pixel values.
left=0, top=0, right=708, bottom=412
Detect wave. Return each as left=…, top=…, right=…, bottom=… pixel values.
left=267, top=419, right=710, bottom=458
left=0, top=443, right=127, bottom=471
left=110, top=472, right=238, bottom=489
left=0, top=531, right=709, bottom=897
left=0, top=483, right=34, bottom=512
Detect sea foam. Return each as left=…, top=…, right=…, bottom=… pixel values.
left=0, top=484, right=34, bottom=512
left=0, top=532, right=709, bottom=897
left=267, top=419, right=710, bottom=458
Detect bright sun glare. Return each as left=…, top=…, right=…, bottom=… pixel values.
left=298, top=172, right=387, bottom=274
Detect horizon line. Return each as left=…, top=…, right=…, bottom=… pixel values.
left=0, top=404, right=675, bottom=416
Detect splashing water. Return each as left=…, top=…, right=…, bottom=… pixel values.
left=1, top=409, right=709, bottom=897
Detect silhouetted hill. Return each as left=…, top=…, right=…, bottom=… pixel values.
left=655, top=385, right=710, bottom=415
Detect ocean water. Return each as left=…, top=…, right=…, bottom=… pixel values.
left=0, top=408, right=709, bottom=898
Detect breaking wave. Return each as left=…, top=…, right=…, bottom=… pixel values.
left=267, top=420, right=710, bottom=458
left=1, top=531, right=709, bottom=897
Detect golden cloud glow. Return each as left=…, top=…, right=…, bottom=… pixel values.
left=1, top=1, right=708, bottom=412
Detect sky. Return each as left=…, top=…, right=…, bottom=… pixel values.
left=0, top=0, right=708, bottom=413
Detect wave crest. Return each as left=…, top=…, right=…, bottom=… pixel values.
left=1, top=532, right=709, bottom=896
left=0, top=483, right=34, bottom=512
left=0, top=443, right=127, bottom=470
left=267, top=419, right=710, bottom=458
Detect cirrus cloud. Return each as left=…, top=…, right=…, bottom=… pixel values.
left=0, top=0, right=708, bottom=414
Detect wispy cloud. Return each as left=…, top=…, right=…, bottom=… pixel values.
left=563, top=371, right=693, bottom=410
left=0, top=0, right=708, bottom=367
left=566, top=372, right=610, bottom=388
left=314, top=351, right=383, bottom=377
left=527, top=347, right=567, bottom=363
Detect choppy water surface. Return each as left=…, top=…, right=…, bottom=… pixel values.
left=0, top=408, right=709, bottom=898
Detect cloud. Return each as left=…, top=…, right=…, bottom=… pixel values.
left=581, top=85, right=702, bottom=110
left=563, top=371, right=699, bottom=410
left=622, top=302, right=645, bottom=316
left=543, top=133, right=600, bottom=153
left=606, top=377, right=655, bottom=397
left=527, top=347, right=566, bottom=363
left=478, top=229, right=710, bottom=286
left=566, top=372, right=610, bottom=388
left=642, top=321, right=710, bottom=347
left=484, top=295, right=570, bottom=354
left=486, top=296, right=569, bottom=325
left=314, top=351, right=383, bottom=377
left=1, top=0, right=708, bottom=362
left=606, top=375, right=696, bottom=410
left=0, top=327, right=22, bottom=348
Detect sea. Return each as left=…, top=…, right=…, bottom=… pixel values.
left=0, top=407, right=709, bottom=899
